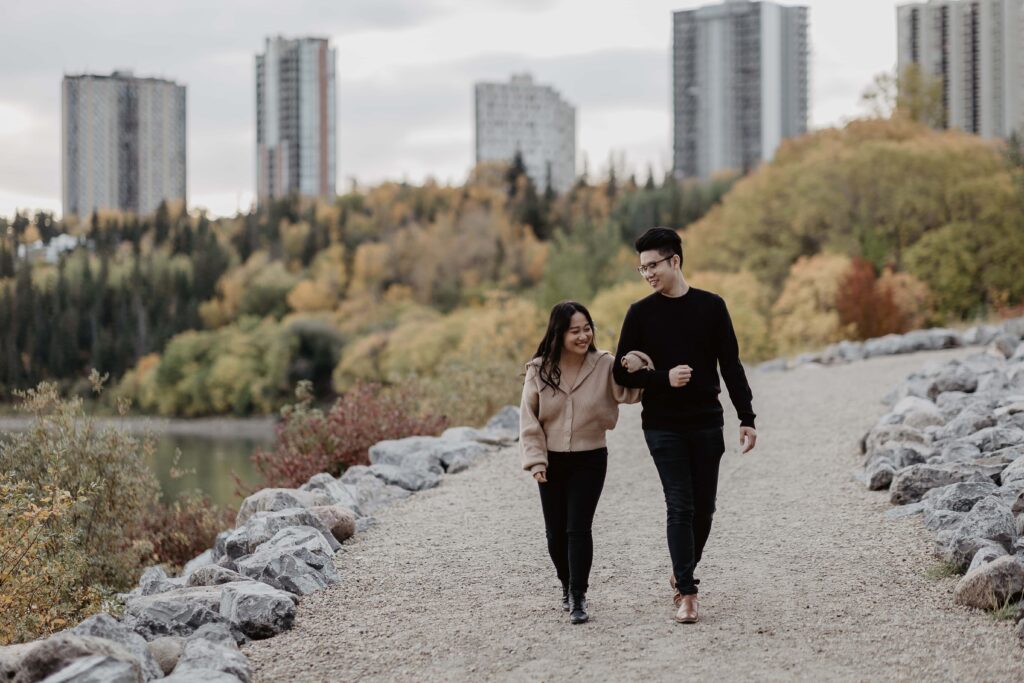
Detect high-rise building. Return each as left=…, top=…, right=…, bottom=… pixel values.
left=897, top=0, right=1024, bottom=138
left=474, top=74, right=576, bottom=194
left=256, top=36, right=337, bottom=205
left=62, top=71, right=186, bottom=218
left=673, top=0, right=809, bottom=179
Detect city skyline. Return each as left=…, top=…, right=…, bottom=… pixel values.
left=2, top=0, right=913, bottom=218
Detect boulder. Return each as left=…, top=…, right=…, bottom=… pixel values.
left=936, top=440, right=982, bottom=463
left=967, top=544, right=1009, bottom=574
left=363, top=463, right=442, bottom=492
left=865, top=443, right=930, bottom=470
left=39, top=655, right=139, bottom=683
left=923, top=481, right=998, bottom=512
left=937, top=408, right=997, bottom=441
left=169, top=637, right=251, bottom=683
left=962, top=427, right=1024, bottom=455
left=219, top=581, right=298, bottom=640
left=234, top=525, right=341, bottom=595
left=991, top=334, right=1021, bottom=359
left=71, top=613, right=162, bottom=680
left=955, top=496, right=1018, bottom=549
left=340, top=466, right=413, bottom=515
left=486, top=405, right=519, bottom=432
left=299, top=473, right=363, bottom=516
left=236, top=488, right=333, bottom=526
left=182, top=550, right=215, bottom=578
left=865, top=459, right=895, bottom=490
left=441, top=426, right=515, bottom=447
left=368, top=436, right=446, bottom=474
left=863, top=334, right=904, bottom=358
left=308, top=504, right=356, bottom=542
left=1001, top=455, right=1024, bottom=490
left=136, top=565, right=182, bottom=597
left=224, top=508, right=340, bottom=559
left=928, top=365, right=978, bottom=399
left=161, top=670, right=241, bottom=683
left=922, top=509, right=966, bottom=531
left=146, top=637, right=184, bottom=675
left=953, top=556, right=1024, bottom=609
left=9, top=634, right=143, bottom=683
left=865, top=425, right=928, bottom=454
left=123, top=586, right=235, bottom=642
left=964, top=324, right=1001, bottom=346
left=186, top=565, right=249, bottom=588
left=889, top=464, right=987, bottom=505
left=892, top=396, right=944, bottom=429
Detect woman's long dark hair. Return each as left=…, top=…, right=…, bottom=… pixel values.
left=531, top=301, right=597, bottom=393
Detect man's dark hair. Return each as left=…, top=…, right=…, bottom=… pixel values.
left=634, top=227, right=683, bottom=266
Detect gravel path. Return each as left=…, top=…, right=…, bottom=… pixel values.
left=245, top=349, right=1024, bottom=682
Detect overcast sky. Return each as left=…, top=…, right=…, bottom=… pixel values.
left=0, top=0, right=904, bottom=218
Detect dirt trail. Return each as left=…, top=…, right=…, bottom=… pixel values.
left=245, top=348, right=1024, bottom=682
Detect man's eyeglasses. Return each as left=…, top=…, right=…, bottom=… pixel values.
left=636, top=256, right=673, bottom=276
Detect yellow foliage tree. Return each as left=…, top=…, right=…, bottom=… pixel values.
left=770, top=254, right=854, bottom=355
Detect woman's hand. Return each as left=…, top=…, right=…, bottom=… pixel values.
left=533, top=470, right=548, bottom=483
left=621, top=353, right=641, bottom=373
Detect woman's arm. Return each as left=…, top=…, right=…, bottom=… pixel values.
left=520, top=364, right=548, bottom=475
left=609, top=351, right=650, bottom=404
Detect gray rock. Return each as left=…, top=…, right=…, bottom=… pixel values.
left=236, top=488, right=333, bottom=526
left=892, top=396, right=944, bottom=429
left=1001, top=454, right=1024, bottom=489
left=137, top=566, right=181, bottom=597
left=340, top=466, right=413, bottom=514
left=991, top=334, right=1021, bottom=359
left=368, top=436, right=446, bottom=474
left=955, top=496, right=1018, bottom=549
left=954, top=555, right=1024, bottom=609
left=364, top=463, right=441, bottom=491
left=900, top=328, right=963, bottom=353
left=486, top=405, right=519, bottom=432
left=172, top=638, right=250, bottom=683
left=937, top=407, right=997, bottom=441
left=964, top=324, right=1001, bottom=346
left=211, top=531, right=231, bottom=563
left=967, top=544, right=1009, bottom=574
left=187, top=566, right=249, bottom=588
left=355, top=516, right=377, bottom=533
left=865, top=425, right=928, bottom=454
left=436, top=440, right=491, bottom=470
left=182, top=550, right=215, bottom=578
left=890, top=464, right=987, bottom=505
left=963, top=427, right=1024, bottom=454
left=757, top=358, right=788, bottom=372
left=928, top=365, right=979, bottom=399
left=1002, top=317, right=1024, bottom=339
left=923, top=482, right=998, bottom=512
left=863, top=334, right=903, bottom=358
left=866, top=443, right=930, bottom=470
left=299, top=473, right=363, bottom=516
left=123, top=586, right=234, bottom=642
left=308, top=504, right=356, bottom=542
left=9, top=634, right=143, bottom=683
left=219, top=581, right=298, bottom=640
left=160, top=670, right=241, bottom=683
left=937, top=440, right=982, bottom=463
left=884, top=501, right=926, bottom=520
left=922, top=508, right=966, bottom=531
left=441, top=426, right=514, bottom=447
left=146, top=637, right=183, bottom=676
left=865, top=459, right=896, bottom=490
left=234, top=526, right=340, bottom=595
left=39, top=655, right=139, bottom=683
left=70, top=613, right=162, bottom=681
left=225, top=508, right=340, bottom=559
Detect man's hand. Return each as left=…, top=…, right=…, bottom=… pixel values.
left=668, top=365, right=692, bottom=388
left=739, top=426, right=757, bottom=454
left=533, top=470, right=547, bottom=483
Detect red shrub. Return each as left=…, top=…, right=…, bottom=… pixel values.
left=836, top=258, right=906, bottom=340
left=143, top=493, right=236, bottom=571
left=247, top=381, right=448, bottom=491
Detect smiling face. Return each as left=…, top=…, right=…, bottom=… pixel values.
left=562, top=311, right=594, bottom=358
left=639, top=249, right=678, bottom=293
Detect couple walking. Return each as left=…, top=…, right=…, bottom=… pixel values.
left=520, top=227, right=758, bottom=625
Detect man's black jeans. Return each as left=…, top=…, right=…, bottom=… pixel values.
left=643, top=428, right=725, bottom=596
left=537, top=448, right=608, bottom=594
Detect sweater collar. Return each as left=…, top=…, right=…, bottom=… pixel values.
left=565, top=350, right=602, bottom=393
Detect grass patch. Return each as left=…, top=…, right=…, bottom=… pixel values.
left=990, top=598, right=1021, bottom=622
left=923, top=561, right=960, bottom=580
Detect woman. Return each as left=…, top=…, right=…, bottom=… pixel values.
left=520, top=301, right=651, bottom=624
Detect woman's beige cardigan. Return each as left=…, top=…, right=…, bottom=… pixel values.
left=519, top=350, right=651, bottom=474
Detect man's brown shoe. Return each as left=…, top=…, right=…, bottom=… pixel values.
left=674, top=594, right=698, bottom=624
left=670, top=575, right=682, bottom=606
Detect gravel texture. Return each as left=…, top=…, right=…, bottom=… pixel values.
left=245, top=349, right=1024, bottom=682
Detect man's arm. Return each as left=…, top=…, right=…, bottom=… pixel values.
left=613, top=304, right=671, bottom=389
left=716, top=298, right=756, bottom=429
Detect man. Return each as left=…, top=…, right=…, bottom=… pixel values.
left=612, top=227, right=757, bottom=624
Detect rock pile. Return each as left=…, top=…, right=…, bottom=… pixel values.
left=759, top=319, right=1023, bottom=372
left=858, top=324, right=1024, bottom=643
left=0, top=407, right=519, bottom=682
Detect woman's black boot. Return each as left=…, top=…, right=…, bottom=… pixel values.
left=561, top=581, right=570, bottom=612
left=568, top=591, right=589, bottom=624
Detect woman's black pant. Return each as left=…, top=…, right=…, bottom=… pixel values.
left=537, top=448, right=608, bottom=594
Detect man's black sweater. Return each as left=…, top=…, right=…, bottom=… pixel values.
left=612, top=287, right=756, bottom=432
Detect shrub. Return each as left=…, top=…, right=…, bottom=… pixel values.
left=142, top=491, right=236, bottom=571
left=248, top=380, right=448, bottom=490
